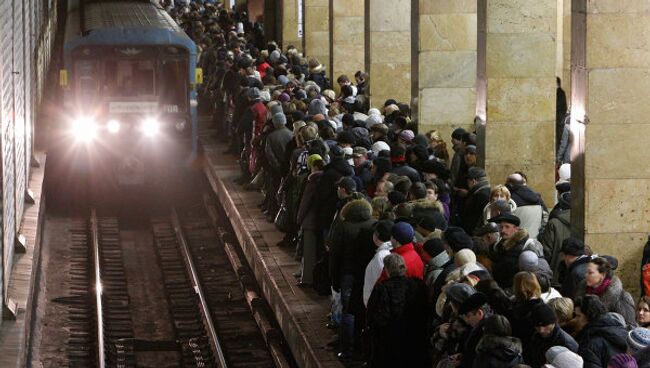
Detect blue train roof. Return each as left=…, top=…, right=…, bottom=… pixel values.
left=64, top=1, right=196, bottom=55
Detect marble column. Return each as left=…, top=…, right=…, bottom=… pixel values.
left=281, top=0, right=302, bottom=51
left=571, top=0, right=650, bottom=292
left=304, top=0, right=330, bottom=74
left=367, top=0, right=412, bottom=107
left=418, top=0, right=477, bottom=149
left=561, top=0, right=571, bottom=98
left=329, top=0, right=365, bottom=93
left=483, top=0, right=557, bottom=203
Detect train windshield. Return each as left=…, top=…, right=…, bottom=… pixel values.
left=104, top=60, right=155, bottom=97
left=159, top=59, right=187, bottom=113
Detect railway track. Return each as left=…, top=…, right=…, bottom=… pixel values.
left=62, top=196, right=291, bottom=368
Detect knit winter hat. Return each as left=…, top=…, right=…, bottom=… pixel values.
left=391, top=221, right=415, bottom=245
left=545, top=346, right=584, bottom=368
left=423, top=238, right=446, bottom=258
left=531, top=303, right=557, bottom=326
left=628, top=327, right=650, bottom=353
left=609, top=354, right=639, bottom=368
left=454, top=249, right=477, bottom=267
left=371, top=141, right=391, bottom=156
left=387, top=191, right=406, bottom=206
left=306, top=154, right=323, bottom=171
left=365, top=114, right=383, bottom=128
left=443, top=227, right=473, bottom=253
left=272, top=113, right=286, bottom=128
left=519, top=250, right=539, bottom=272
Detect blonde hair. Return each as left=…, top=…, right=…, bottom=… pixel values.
left=513, top=271, right=541, bottom=301
left=548, top=297, right=574, bottom=324
left=426, top=130, right=442, bottom=143
left=490, top=185, right=511, bottom=202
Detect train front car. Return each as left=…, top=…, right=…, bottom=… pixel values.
left=59, top=0, right=199, bottom=186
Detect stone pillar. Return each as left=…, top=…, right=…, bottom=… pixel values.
left=281, top=0, right=302, bottom=52
left=304, top=0, right=330, bottom=74
left=561, top=0, right=571, bottom=98
left=418, top=0, right=477, bottom=148
left=367, top=0, right=411, bottom=107
left=483, top=0, right=557, bottom=203
left=329, top=0, right=365, bottom=94
left=571, top=1, right=650, bottom=292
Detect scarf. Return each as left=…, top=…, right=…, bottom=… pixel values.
left=586, top=277, right=612, bottom=296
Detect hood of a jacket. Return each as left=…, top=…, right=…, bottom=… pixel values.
left=341, top=199, right=373, bottom=222
left=476, top=335, right=523, bottom=363
left=508, top=184, right=543, bottom=206
left=327, top=158, right=355, bottom=177
left=579, top=315, right=628, bottom=351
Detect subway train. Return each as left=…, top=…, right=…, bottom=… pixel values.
left=57, top=0, right=201, bottom=186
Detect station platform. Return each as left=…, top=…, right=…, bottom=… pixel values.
left=0, top=153, right=46, bottom=368
left=201, top=135, right=343, bottom=368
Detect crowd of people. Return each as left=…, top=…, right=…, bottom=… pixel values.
left=163, top=1, right=650, bottom=367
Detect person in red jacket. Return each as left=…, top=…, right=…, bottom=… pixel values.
left=390, top=221, right=424, bottom=280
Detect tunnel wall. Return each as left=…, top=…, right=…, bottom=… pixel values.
left=0, top=0, right=59, bottom=319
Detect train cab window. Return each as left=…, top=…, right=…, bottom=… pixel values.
left=159, top=59, right=187, bottom=112
left=104, top=60, right=155, bottom=97
left=76, top=60, right=99, bottom=95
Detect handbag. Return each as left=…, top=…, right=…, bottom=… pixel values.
left=274, top=203, right=290, bottom=233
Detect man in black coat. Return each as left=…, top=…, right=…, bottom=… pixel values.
left=574, top=295, right=628, bottom=368
left=460, top=167, right=491, bottom=234
left=525, top=303, right=578, bottom=368
left=559, top=237, right=592, bottom=299
left=457, top=293, right=492, bottom=368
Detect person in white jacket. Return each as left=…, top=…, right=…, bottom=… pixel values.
left=363, top=220, right=394, bottom=306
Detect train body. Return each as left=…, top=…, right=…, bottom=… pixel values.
left=60, top=0, right=200, bottom=185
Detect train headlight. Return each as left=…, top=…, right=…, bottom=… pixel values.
left=107, top=119, right=121, bottom=134
left=72, top=117, right=97, bottom=142
left=141, top=118, right=160, bottom=137
left=175, top=121, right=186, bottom=131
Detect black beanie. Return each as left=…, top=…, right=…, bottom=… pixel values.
left=444, top=227, right=473, bottom=253
left=423, top=238, right=446, bottom=258
left=531, top=303, right=557, bottom=326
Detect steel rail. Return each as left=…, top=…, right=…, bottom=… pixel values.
left=90, top=209, right=106, bottom=368
left=170, top=207, right=228, bottom=368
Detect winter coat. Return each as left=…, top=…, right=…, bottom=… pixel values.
left=391, top=243, right=424, bottom=280
left=490, top=229, right=531, bottom=289
left=264, top=126, right=293, bottom=172
left=391, top=163, right=422, bottom=183
left=363, top=242, right=392, bottom=306
left=576, top=314, right=629, bottom=368
left=354, top=161, right=373, bottom=192
left=329, top=199, right=377, bottom=290
left=431, top=259, right=456, bottom=305
left=296, top=172, right=323, bottom=231
left=314, top=158, right=355, bottom=230
left=472, top=335, right=523, bottom=368
left=508, top=184, right=549, bottom=238
left=461, top=180, right=491, bottom=235
left=560, top=255, right=592, bottom=299
left=524, top=324, right=578, bottom=368
left=575, top=276, right=637, bottom=328
left=510, top=298, right=544, bottom=350
left=367, top=276, right=431, bottom=368
left=425, top=251, right=451, bottom=290
left=538, top=208, right=571, bottom=283
left=307, top=71, right=330, bottom=91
